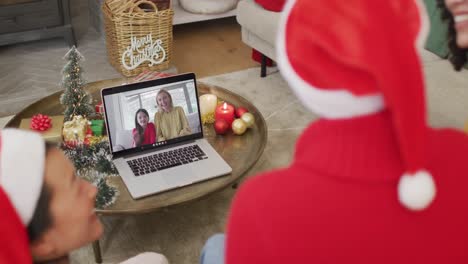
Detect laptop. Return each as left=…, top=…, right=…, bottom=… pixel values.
left=101, top=73, right=232, bottom=199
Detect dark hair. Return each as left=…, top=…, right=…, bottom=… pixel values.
left=27, top=142, right=55, bottom=242
left=134, top=108, right=150, bottom=143
left=437, top=0, right=468, bottom=71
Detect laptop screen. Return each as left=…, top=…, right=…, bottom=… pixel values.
left=101, top=73, right=203, bottom=156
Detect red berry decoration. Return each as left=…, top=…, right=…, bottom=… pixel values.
left=64, top=140, right=78, bottom=148
left=30, top=114, right=52, bottom=132
left=214, top=119, right=230, bottom=135
left=235, top=107, right=249, bottom=118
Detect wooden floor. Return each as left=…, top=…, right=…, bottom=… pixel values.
left=173, top=17, right=258, bottom=78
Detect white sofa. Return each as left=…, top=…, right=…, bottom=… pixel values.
left=113, top=112, right=201, bottom=150
left=236, top=0, right=281, bottom=77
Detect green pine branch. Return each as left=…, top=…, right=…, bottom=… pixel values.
left=60, top=46, right=95, bottom=121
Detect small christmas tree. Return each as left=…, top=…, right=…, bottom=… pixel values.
left=60, top=46, right=95, bottom=121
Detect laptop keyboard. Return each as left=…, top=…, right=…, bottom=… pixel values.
left=127, top=145, right=208, bottom=176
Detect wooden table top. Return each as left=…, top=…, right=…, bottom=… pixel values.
left=6, top=78, right=268, bottom=215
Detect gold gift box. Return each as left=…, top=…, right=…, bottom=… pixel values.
left=62, top=115, right=89, bottom=142
left=19, top=115, right=64, bottom=143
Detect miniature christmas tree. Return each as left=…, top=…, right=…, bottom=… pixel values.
left=60, top=46, right=95, bottom=121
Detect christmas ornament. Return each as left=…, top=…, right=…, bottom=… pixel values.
left=214, top=119, right=229, bottom=135
left=90, top=119, right=105, bottom=136
left=241, top=112, right=255, bottom=128
left=235, top=106, right=249, bottom=118
left=62, top=115, right=89, bottom=142
left=95, top=102, right=104, bottom=113
left=86, top=126, right=93, bottom=137
left=88, top=136, right=105, bottom=146
left=30, top=114, right=52, bottom=131
left=215, top=102, right=235, bottom=126
left=232, top=118, right=247, bottom=135
left=20, top=115, right=64, bottom=142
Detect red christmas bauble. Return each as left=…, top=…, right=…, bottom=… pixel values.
left=235, top=107, right=249, bottom=118
left=214, top=119, right=230, bottom=135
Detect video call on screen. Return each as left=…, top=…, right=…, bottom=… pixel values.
left=103, top=80, right=200, bottom=152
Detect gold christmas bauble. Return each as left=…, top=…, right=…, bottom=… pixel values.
left=232, top=119, right=247, bottom=135
left=241, top=112, right=255, bottom=128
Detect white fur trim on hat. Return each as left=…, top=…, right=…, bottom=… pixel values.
left=276, top=0, right=385, bottom=119
left=0, top=129, right=45, bottom=226
left=397, top=170, right=436, bottom=211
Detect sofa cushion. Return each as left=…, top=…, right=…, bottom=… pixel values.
left=186, top=112, right=201, bottom=133
left=237, top=0, right=281, bottom=46
left=255, top=0, right=285, bottom=12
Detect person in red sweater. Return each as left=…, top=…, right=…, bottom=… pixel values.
left=133, top=108, right=157, bottom=147
left=203, top=0, right=468, bottom=263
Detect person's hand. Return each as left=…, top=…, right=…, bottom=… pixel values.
left=133, top=132, right=142, bottom=145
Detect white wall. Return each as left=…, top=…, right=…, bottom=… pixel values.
left=103, top=94, right=125, bottom=145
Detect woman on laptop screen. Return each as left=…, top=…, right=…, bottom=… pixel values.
left=133, top=108, right=157, bottom=147
left=154, top=89, right=192, bottom=141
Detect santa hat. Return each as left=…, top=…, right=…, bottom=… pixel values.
left=277, top=0, right=436, bottom=211
left=0, top=128, right=46, bottom=225
left=0, top=187, right=33, bottom=263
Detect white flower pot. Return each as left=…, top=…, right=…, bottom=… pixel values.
left=179, top=0, right=239, bottom=14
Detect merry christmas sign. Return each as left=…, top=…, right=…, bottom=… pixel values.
left=121, top=33, right=166, bottom=70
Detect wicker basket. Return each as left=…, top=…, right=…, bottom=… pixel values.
left=103, top=0, right=174, bottom=77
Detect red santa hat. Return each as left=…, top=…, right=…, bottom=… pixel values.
left=0, top=128, right=46, bottom=225
left=0, top=187, right=33, bottom=263
left=277, top=0, right=436, bottom=211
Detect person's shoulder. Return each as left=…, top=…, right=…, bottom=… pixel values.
left=147, top=122, right=155, bottom=129
left=175, top=106, right=186, bottom=116
left=428, top=127, right=468, bottom=169
left=233, top=168, right=289, bottom=205
left=429, top=128, right=468, bottom=152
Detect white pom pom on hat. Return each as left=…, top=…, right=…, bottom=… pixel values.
left=277, top=0, right=436, bottom=211
left=398, top=170, right=436, bottom=211
left=0, top=128, right=46, bottom=226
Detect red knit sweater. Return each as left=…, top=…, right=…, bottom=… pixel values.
left=226, top=110, right=468, bottom=263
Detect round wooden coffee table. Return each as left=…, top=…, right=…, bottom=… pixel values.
left=5, top=78, right=268, bottom=263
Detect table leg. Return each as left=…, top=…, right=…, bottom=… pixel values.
left=92, top=240, right=102, bottom=263
left=261, top=54, right=267, bottom=78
